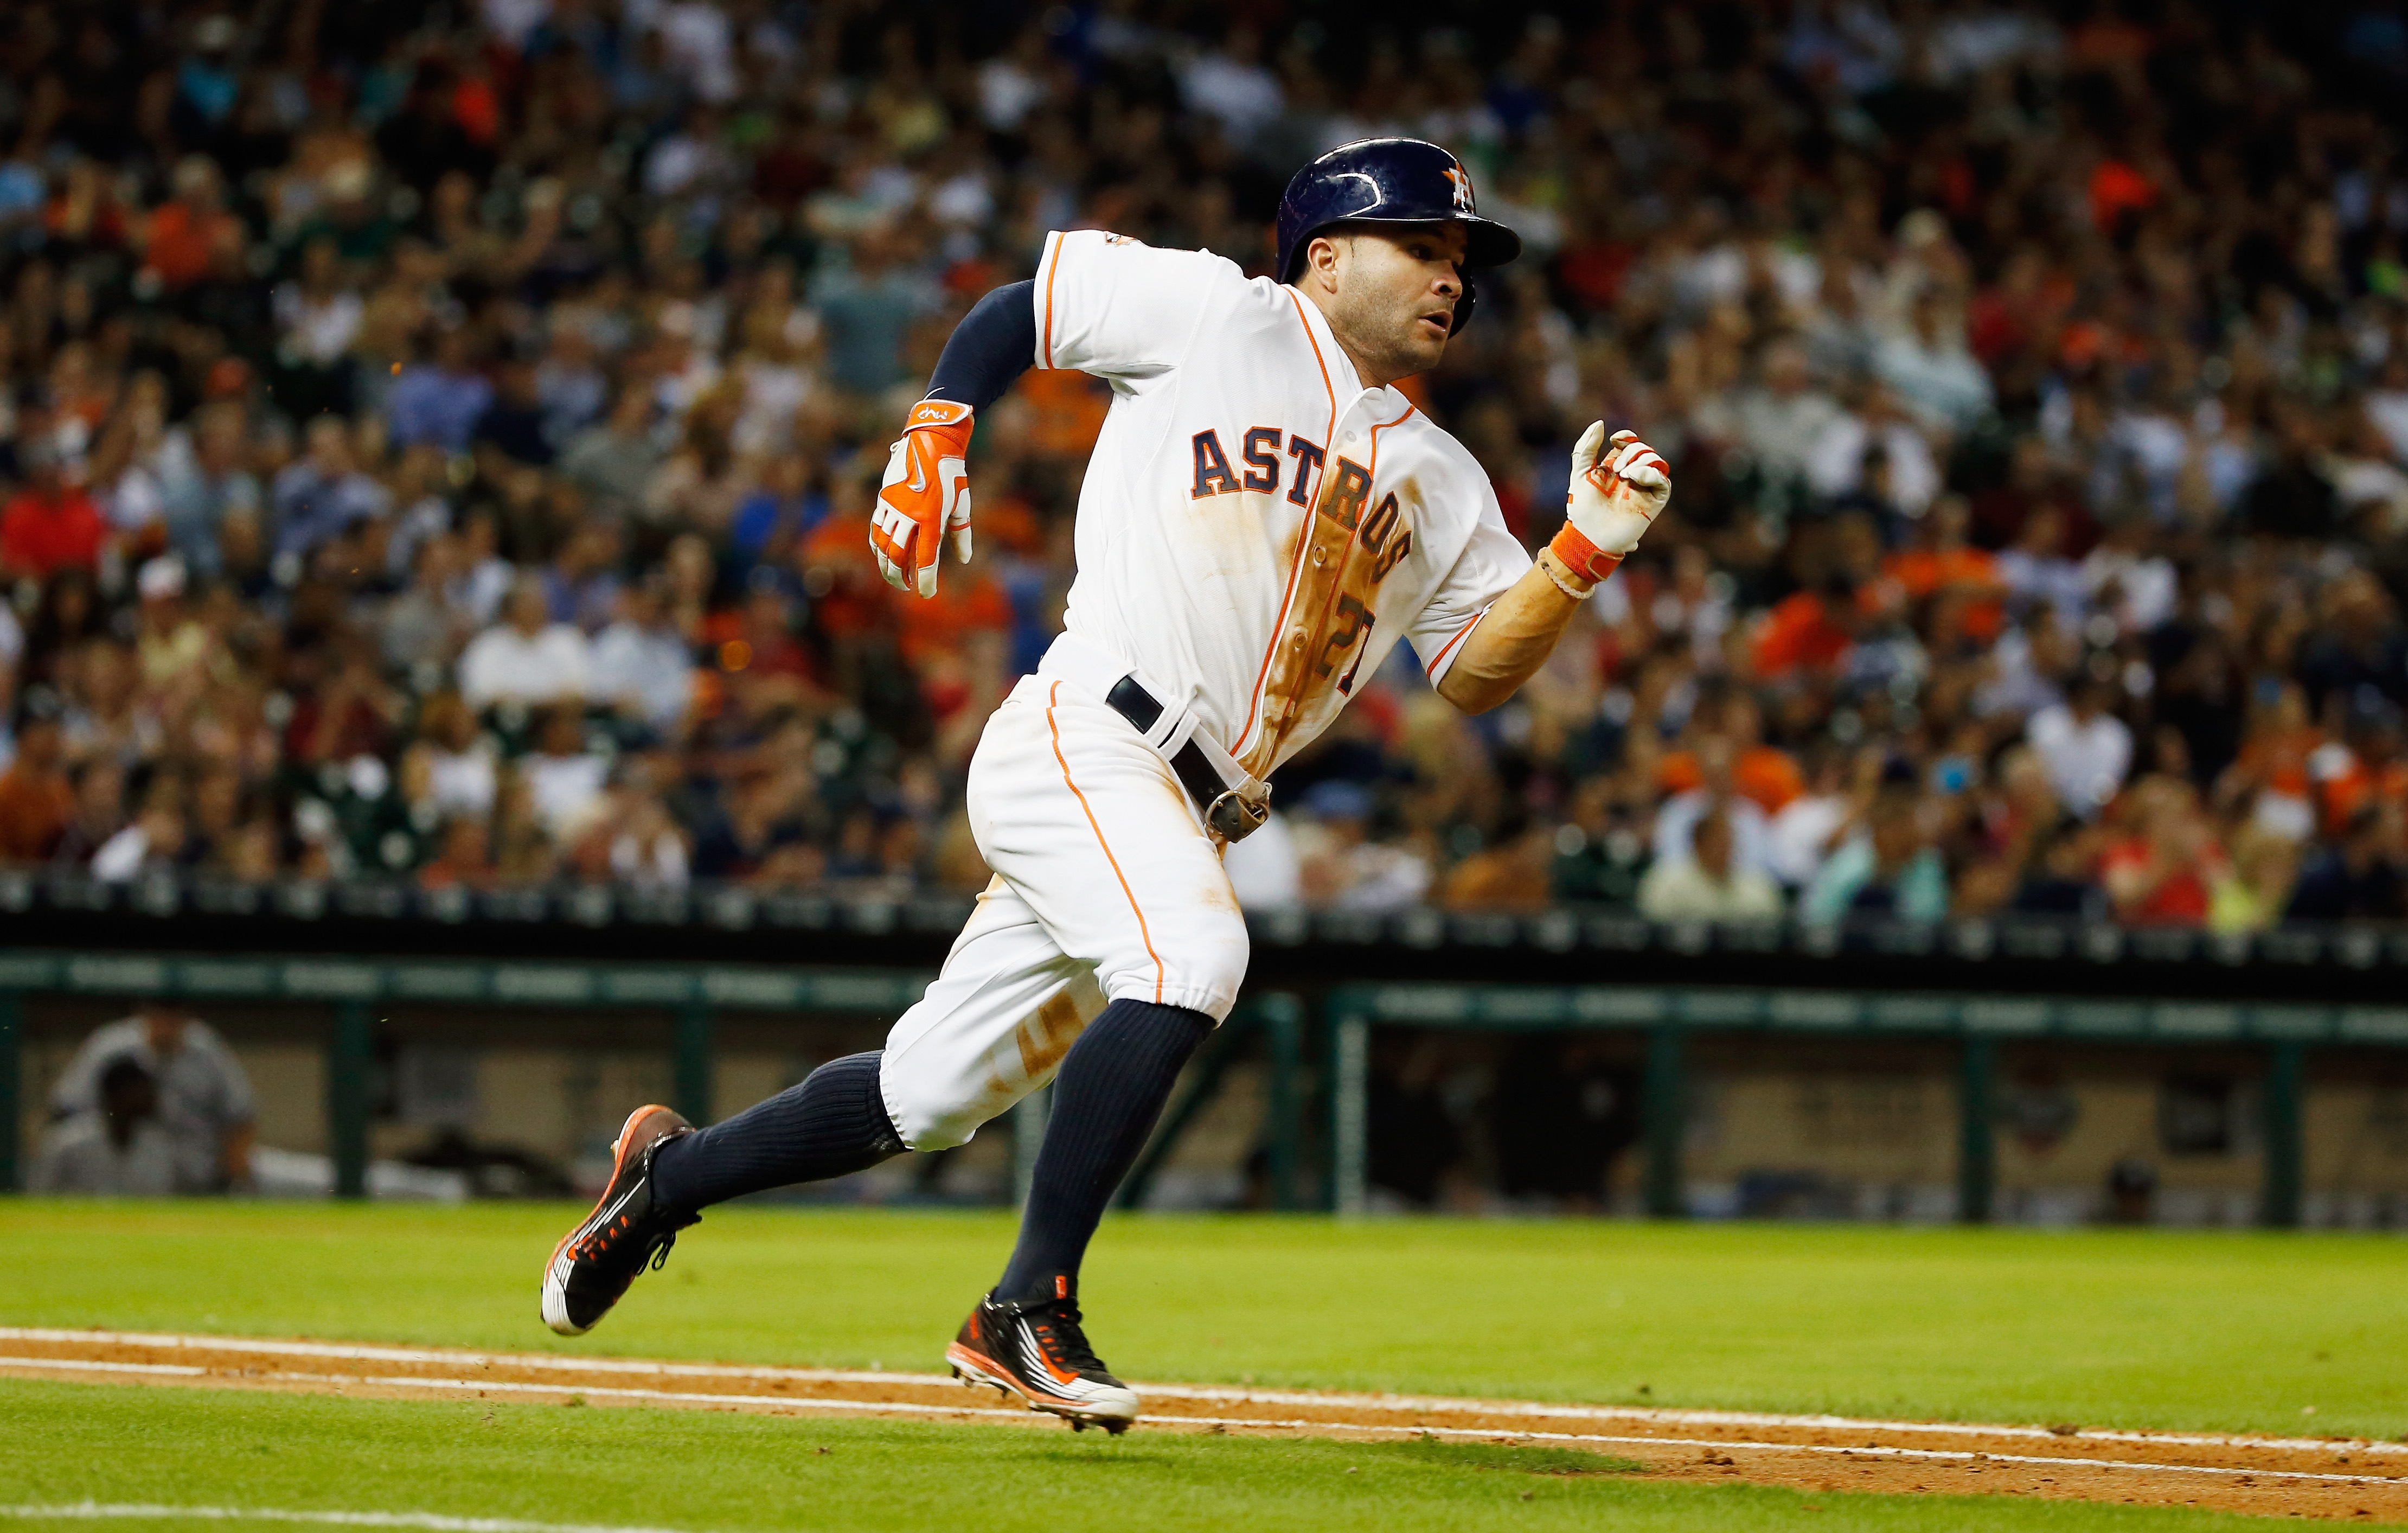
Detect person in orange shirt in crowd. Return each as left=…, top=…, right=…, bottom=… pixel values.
left=1884, top=497, right=2004, bottom=644
left=2314, top=697, right=2408, bottom=836
left=1751, top=572, right=1868, bottom=682
left=796, top=471, right=895, bottom=642
left=0, top=691, right=73, bottom=865
left=1657, top=691, right=1803, bottom=816
left=139, top=157, right=242, bottom=293
left=0, top=442, right=106, bottom=582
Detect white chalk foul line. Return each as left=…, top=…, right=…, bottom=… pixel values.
left=1, top=1329, right=2387, bottom=1461
left=0, top=1506, right=692, bottom=1533
left=2, top=1356, right=2396, bottom=1488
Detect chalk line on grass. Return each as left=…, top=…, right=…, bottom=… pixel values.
left=1, top=1353, right=2394, bottom=1488
left=0, top=1504, right=694, bottom=1533
left=1, top=1328, right=2389, bottom=1461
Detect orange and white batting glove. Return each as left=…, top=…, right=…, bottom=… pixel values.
left=870, top=398, right=975, bottom=598
left=1551, top=423, right=1670, bottom=588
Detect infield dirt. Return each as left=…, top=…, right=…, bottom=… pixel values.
left=4, top=1327, right=2401, bottom=1523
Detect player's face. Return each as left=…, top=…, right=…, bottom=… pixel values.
left=1322, top=224, right=1469, bottom=382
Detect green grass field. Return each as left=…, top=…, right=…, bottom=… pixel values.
left=10, top=1200, right=2406, bottom=1531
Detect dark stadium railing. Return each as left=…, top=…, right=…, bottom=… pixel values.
left=5, top=866, right=2407, bottom=1004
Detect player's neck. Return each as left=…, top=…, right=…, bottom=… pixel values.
left=1297, top=285, right=1406, bottom=391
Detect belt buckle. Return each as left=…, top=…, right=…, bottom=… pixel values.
left=1206, top=788, right=1269, bottom=842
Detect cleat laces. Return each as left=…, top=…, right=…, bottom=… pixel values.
left=1028, top=1302, right=1107, bottom=1377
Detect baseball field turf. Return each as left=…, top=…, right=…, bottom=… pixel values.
left=9, top=1200, right=2406, bottom=1529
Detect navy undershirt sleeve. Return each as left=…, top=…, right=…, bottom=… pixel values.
left=925, top=279, right=1038, bottom=412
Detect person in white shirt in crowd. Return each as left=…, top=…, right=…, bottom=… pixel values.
left=1652, top=738, right=1777, bottom=882
left=408, top=692, right=499, bottom=820
left=48, top=1001, right=255, bottom=1193
left=523, top=703, right=611, bottom=840
left=31, top=1056, right=178, bottom=1196
left=604, top=767, right=693, bottom=889
left=589, top=579, right=697, bottom=735
left=1179, top=25, right=1284, bottom=147
left=447, top=509, right=517, bottom=627
left=1712, top=338, right=1846, bottom=489
left=458, top=576, right=591, bottom=711
left=1638, top=804, right=1784, bottom=922
left=1874, top=288, right=1994, bottom=438
left=1765, top=745, right=1858, bottom=890
left=381, top=532, right=479, bottom=676
left=1993, top=500, right=2089, bottom=625
left=1807, top=382, right=1940, bottom=516
left=2026, top=673, right=2134, bottom=819
left=2081, top=517, right=2178, bottom=635
left=270, top=238, right=364, bottom=375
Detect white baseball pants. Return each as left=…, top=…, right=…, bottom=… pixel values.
left=877, top=674, right=1250, bottom=1150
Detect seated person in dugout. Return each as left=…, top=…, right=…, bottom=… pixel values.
left=32, top=1056, right=176, bottom=1197
left=48, top=999, right=257, bottom=1193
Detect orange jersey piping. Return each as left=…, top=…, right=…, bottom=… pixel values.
left=1235, top=287, right=1339, bottom=761
left=1046, top=681, right=1165, bottom=1002
left=1425, top=606, right=1489, bottom=676
left=1040, top=232, right=1062, bottom=369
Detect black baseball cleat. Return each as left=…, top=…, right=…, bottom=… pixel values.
left=945, top=1292, right=1140, bottom=1433
left=541, top=1104, right=697, bottom=1337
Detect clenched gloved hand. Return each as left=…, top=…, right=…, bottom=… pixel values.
left=870, top=399, right=976, bottom=598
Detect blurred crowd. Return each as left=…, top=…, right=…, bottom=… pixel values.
left=2, top=1, right=2408, bottom=930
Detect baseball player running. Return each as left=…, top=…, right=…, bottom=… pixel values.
left=542, top=138, right=1671, bottom=1433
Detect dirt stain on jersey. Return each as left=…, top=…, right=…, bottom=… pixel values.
left=1015, top=989, right=1090, bottom=1081
left=1244, top=468, right=1417, bottom=778
left=963, top=972, right=1107, bottom=1129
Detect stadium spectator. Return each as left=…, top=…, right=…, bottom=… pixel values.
left=2288, top=806, right=2408, bottom=922
left=458, top=578, right=591, bottom=711
left=30, top=1057, right=176, bottom=1197
left=0, top=689, right=71, bottom=865
left=0, top=0, right=2398, bottom=941
left=1802, top=778, right=1951, bottom=924
left=273, top=416, right=390, bottom=564
left=48, top=1001, right=256, bottom=1193
left=2028, top=676, right=2135, bottom=820
left=387, top=327, right=495, bottom=453
left=0, top=443, right=105, bottom=582
left=1637, top=806, right=1784, bottom=922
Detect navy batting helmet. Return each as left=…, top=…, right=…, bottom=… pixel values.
left=1275, top=138, right=1521, bottom=334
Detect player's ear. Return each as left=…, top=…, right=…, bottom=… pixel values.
left=1306, top=234, right=1342, bottom=290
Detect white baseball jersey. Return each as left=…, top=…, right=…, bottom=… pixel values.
left=1032, top=229, right=1530, bottom=777
left=880, top=232, right=1529, bottom=1149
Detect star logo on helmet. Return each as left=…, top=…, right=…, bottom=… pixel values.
left=1444, top=162, right=1475, bottom=214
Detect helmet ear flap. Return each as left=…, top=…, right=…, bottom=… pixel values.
left=1449, top=272, right=1479, bottom=335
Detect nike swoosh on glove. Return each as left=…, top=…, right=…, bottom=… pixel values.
left=870, top=399, right=976, bottom=598
left=1552, top=423, right=1670, bottom=583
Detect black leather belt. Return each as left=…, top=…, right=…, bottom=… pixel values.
left=1104, top=675, right=1266, bottom=841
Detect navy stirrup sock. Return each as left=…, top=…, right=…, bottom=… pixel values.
left=648, top=1050, right=905, bottom=1215
left=996, top=999, right=1215, bottom=1306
